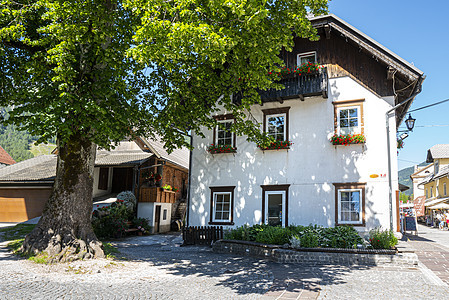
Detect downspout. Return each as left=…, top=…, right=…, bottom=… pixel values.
left=386, top=76, right=423, bottom=231
left=186, top=133, right=193, bottom=227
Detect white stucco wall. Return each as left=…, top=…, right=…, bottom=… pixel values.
left=412, top=164, right=434, bottom=199
left=137, top=202, right=172, bottom=233
left=188, top=76, right=400, bottom=232
left=92, top=167, right=113, bottom=198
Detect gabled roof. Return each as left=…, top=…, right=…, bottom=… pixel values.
left=435, top=165, right=449, bottom=180
left=310, top=14, right=424, bottom=126
left=140, top=135, right=189, bottom=170
left=0, top=137, right=189, bottom=183
left=0, top=145, right=15, bottom=165
left=0, top=155, right=56, bottom=182
left=410, top=163, right=433, bottom=178
left=426, top=144, right=449, bottom=162
left=95, top=150, right=153, bottom=166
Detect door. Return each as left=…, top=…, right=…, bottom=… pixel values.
left=154, top=205, right=161, bottom=233
left=111, top=167, right=134, bottom=193
left=264, top=191, right=286, bottom=226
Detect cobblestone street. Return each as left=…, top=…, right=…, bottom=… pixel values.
left=1, top=230, right=449, bottom=299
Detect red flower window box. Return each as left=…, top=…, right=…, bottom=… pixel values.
left=207, top=144, right=237, bottom=154
left=258, top=140, right=292, bottom=150
left=331, top=134, right=366, bottom=146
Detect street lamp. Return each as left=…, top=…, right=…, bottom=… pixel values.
left=405, top=114, right=416, bottom=131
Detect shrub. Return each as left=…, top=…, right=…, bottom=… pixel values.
left=255, top=226, right=291, bottom=245
left=92, top=214, right=129, bottom=239
left=132, top=217, right=152, bottom=234
left=369, top=228, right=398, bottom=249
left=225, top=224, right=364, bottom=249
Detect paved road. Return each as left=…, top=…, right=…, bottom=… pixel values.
left=407, top=224, right=449, bottom=286
left=1, top=232, right=449, bottom=299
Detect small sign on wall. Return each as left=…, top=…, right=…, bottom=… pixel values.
left=370, top=173, right=386, bottom=178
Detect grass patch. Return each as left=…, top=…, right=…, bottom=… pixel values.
left=0, top=224, right=36, bottom=241
left=102, top=242, right=119, bottom=259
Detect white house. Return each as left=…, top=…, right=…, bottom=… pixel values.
left=187, top=15, right=424, bottom=232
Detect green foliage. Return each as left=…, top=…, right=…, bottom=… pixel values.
left=92, top=201, right=134, bottom=238
left=224, top=224, right=268, bottom=241
left=225, top=224, right=364, bottom=249
left=369, top=228, right=398, bottom=249
left=0, top=224, right=36, bottom=241
left=131, top=217, right=152, bottom=234
left=102, top=242, right=120, bottom=259
left=255, top=226, right=292, bottom=245
left=399, top=193, right=409, bottom=203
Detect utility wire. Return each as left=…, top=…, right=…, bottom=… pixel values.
left=408, top=98, right=449, bottom=113
left=398, top=158, right=422, bottom=164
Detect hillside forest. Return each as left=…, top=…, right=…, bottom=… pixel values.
left=0, top=107, right=55, bottom=162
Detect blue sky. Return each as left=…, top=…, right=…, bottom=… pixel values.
left=328, top=1, right=449, bottom=170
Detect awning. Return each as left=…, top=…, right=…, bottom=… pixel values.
left=425, top=197, right=449, bottom=208
left=428, top=202, right=449, bottom=210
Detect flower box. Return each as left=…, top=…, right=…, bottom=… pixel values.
left=331, top=134, right=365, bottom=146
left=258, top=140, right=292, bottom=150
left=207, top=144, right=237, bottom=154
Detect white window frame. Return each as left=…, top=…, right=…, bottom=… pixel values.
left=337, top=106, right=361, bottom=135
left=337, top=188, right=363, bottom=225
left=215, top=120, right=234, bottom=147
left=266, top=113, right=286, bottom=141
left=264, top=190, right=286, bottom=226
left=212, top=191, right=232, bottom=223
left=297, top=51, right=316, bottom=65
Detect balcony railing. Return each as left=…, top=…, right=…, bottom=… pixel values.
left=234, top=67, right=328, bottom=104
left=139, top=187, right=176, bottom=203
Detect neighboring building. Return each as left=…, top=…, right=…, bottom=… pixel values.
left=0, top=137, right=189, bottom=230
left=410, top=163, right=434, bottom=199
left=0, top=145, right=16, bottom=167
left=188, top=14, right=424, bottom=232
left=421, top=144, right=449, bottom=211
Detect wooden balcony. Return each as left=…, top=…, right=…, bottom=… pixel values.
left=234, top=68, right=328, bottom=104
left=139, top=187, right=176, bottom=203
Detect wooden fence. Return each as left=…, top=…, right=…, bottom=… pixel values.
left=182, top=226, right=224, bottom=246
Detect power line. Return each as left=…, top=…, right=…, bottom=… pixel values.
left=398, top=158, right=422, bottom=164
left=408, top=98, right=449, bottom=113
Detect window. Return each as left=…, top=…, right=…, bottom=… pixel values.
left=209, top=186, right=235, bottom=225
left=98, top=168, right=109, bottom=190
left=297, top=51, right=316, bottom=65
left=431, top=187, right=433, bottom=198
left=213, top=114, right=235, bottom=147
left=261, top=185, right=290, bottom=227
left=262, top=107, right=290, bottom=142
left=426, top=189, right=428, bottom=198
left=444, top=183, right=447, bottom=196
left=333, top=183, right=366, bottom=226
left=163, top=209, right=167, bottom=220
left=267, top=114, right=285, bottom=141
left=333, top=99, right=365, bottom=135
left=435, top=161, right=439, bottom=175
left=337, top=106, right=360, bottom=134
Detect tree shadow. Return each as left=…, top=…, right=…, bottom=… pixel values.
left=114, top=237, right=375, bottom=296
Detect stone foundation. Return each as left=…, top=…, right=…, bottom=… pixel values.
left=212, top=240, right=418, bottom=266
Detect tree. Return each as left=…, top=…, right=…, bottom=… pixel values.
left=1, top=0, right=328, bottom=261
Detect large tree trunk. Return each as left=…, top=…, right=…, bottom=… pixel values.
left=21, top=133, right=104, bottom=262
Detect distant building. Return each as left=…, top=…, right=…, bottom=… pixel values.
left=0, top=145, right=15, bottom=167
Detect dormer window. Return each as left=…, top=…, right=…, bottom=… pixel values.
left=297, top=51, right=316, bottom=65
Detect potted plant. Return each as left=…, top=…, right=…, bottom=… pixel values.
left=207, top=144, right=237, bottom=154
left=258, top=140, right=292, bottom=150
left=331, top=133, right=365, bottom=146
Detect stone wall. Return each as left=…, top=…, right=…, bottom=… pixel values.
left=212, top=240, right=418, bottom=266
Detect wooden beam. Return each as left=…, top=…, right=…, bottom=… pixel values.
left=298, top=94, right=304, bottom=101
left=387, top=66, right=396, bottom=80
left=324, top=25, right=331, bottom=39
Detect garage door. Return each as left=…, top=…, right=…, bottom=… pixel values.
left=0, top=189, right=51, bottom=222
